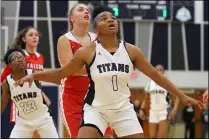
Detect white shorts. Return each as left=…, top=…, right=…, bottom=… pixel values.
left=10, top=112, right=59, bottom=138
left=81, top=103, right=143, bottom=137
left=149, top=109, right=169, bottom=123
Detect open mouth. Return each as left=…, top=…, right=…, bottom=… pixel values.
left=108, top=23, right=116, bottom=29
left=84, top=15, right=90, bottom=19
left=17, top=62, right=24, bottom=67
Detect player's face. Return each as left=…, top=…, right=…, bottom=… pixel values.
left=23, top=28, right=39, bottom=50
left=70, top=4, right=91, bottom=25
left=155, top=66, right=165, bottom=74
left=9, top=52, right=26, bottom=70
left=95, top=12, right=118, bottom=36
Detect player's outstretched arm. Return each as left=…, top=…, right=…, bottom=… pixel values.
left=127, top=43, right=205, bottom=110
left=14, top=47, right=87, bottom=86
left=203, top=90, right=208, bottom=104
left=1, top=80, right=10, bottom=113
left=57, top=35, right=87, bottom=76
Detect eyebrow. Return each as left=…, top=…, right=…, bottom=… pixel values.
left=99, top=15, right=106, bottom=19
left=78, top=7, right=89, bottom=11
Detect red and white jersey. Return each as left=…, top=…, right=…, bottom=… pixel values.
left=1, top=50, right=44, bottom=82
left=23, top=50, right=44, bottom=71
left=60, top=32, right=97, bottom=92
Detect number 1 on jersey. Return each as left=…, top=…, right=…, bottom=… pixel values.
left=112, top=75, right=118, bottom=91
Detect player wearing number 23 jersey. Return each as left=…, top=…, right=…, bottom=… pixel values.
left=6, top=69, right=59, bottom=138
left=1, top=49, right=58, bottom=138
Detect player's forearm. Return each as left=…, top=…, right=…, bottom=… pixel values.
left=72, top=66, right=87, bottom=76
left=149, top=72, right=186, bottom=99
left=1, top=99, right=8, bottom=113
left=32, top=69, right=62, bottom=85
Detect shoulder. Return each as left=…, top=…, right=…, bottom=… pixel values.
left=123, top=42, right=142, bottom=59
left=2, top=78, right=9, bottom=90
left=57, top=35, right=71, bottom=50
left=125, top=42, right=141, bottom=53
left=58, top=35, right=70, bottom=43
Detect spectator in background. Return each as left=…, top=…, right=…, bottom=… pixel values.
left=203, top=90, right=208, bottom=104
left=133, top=99, right=143, bottom=128
left=200, top=105, right=208, bottom=138
left=182, top=106, right=195, bottom=139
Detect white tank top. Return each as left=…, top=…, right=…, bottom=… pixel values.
left=84, top=40, right=134, bottom=110
left=6, top=70, right=49, bottom=120
left=145, top=80, right=170, bottom=110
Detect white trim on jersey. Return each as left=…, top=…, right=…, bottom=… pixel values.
left=59, top=89, right=72, bottom=138
left=22, top=49, right=41, bottom=58
left=64, top=31, right=97, bottom=43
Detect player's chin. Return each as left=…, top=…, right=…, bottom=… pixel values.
left=107, top=30, right=118, bottom=35
left=18, top=65, right=26, bottom=70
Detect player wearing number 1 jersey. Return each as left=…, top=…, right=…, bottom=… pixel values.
left=13, top=6, right=206, bottom=138
left=1, top=49, right=58, bottom=138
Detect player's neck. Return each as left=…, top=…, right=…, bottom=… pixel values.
left=98, top=35, right=118, bottom=49
left=12, top=70, right=26, bottom=81
left=26, top=47, right=36, bottom=54
left=71, top=26, right=89, bottom=38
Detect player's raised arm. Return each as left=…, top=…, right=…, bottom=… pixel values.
left=126, top=43, right=205, bottom=110
left=1, top=80, right=10, bottom=113
left=203, top=90, right=208, bottom=104
left=14, top=47, right=88, bottom=86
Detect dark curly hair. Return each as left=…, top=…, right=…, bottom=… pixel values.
left=92, top=6, right=120, bottom=39
left=92, top=6, right=113, bottom=21
left=4, top=49, right=25, bottom=64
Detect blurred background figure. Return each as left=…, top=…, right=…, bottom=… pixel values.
left=139, top=64, right=179, bottom=138
left=200, top=105, right=208, bottom=138
left=133, top=99, right=143, bottom=128
left=182, top=106, right=195, bottom=139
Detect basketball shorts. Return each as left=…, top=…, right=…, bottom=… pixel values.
left=81, top=103, right=143, bottom=137
left=149, top=109, right=169, bottom=123
left=10, top=112, right=59, bottom=138
left=60, top=91, right=113, bottom=138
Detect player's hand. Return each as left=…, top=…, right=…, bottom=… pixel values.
left=168, top=109, right=177, bottom=121
left=203, top=90, right=208, bottom=104
left=180, top=95, right=206, bottom=110
left=14, top=74, right=34, bottom=87
left=139, top=109, right=146, bottom=120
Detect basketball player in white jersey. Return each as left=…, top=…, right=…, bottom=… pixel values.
left=1, top=49, right=59, bottom=138
left=14, top=6, right=205, bottom=138
left=139, top=64, right=179, bottom=138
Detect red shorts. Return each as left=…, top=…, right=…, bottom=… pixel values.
left=60, top=90, right=112, bottom=138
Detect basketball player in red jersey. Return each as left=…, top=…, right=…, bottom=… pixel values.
left=57, top=3, right=113, bottom=138
left=1, top=26, right=51, bottom=137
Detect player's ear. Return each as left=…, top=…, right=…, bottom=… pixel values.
left=70, top=15, right=75, bottom=23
